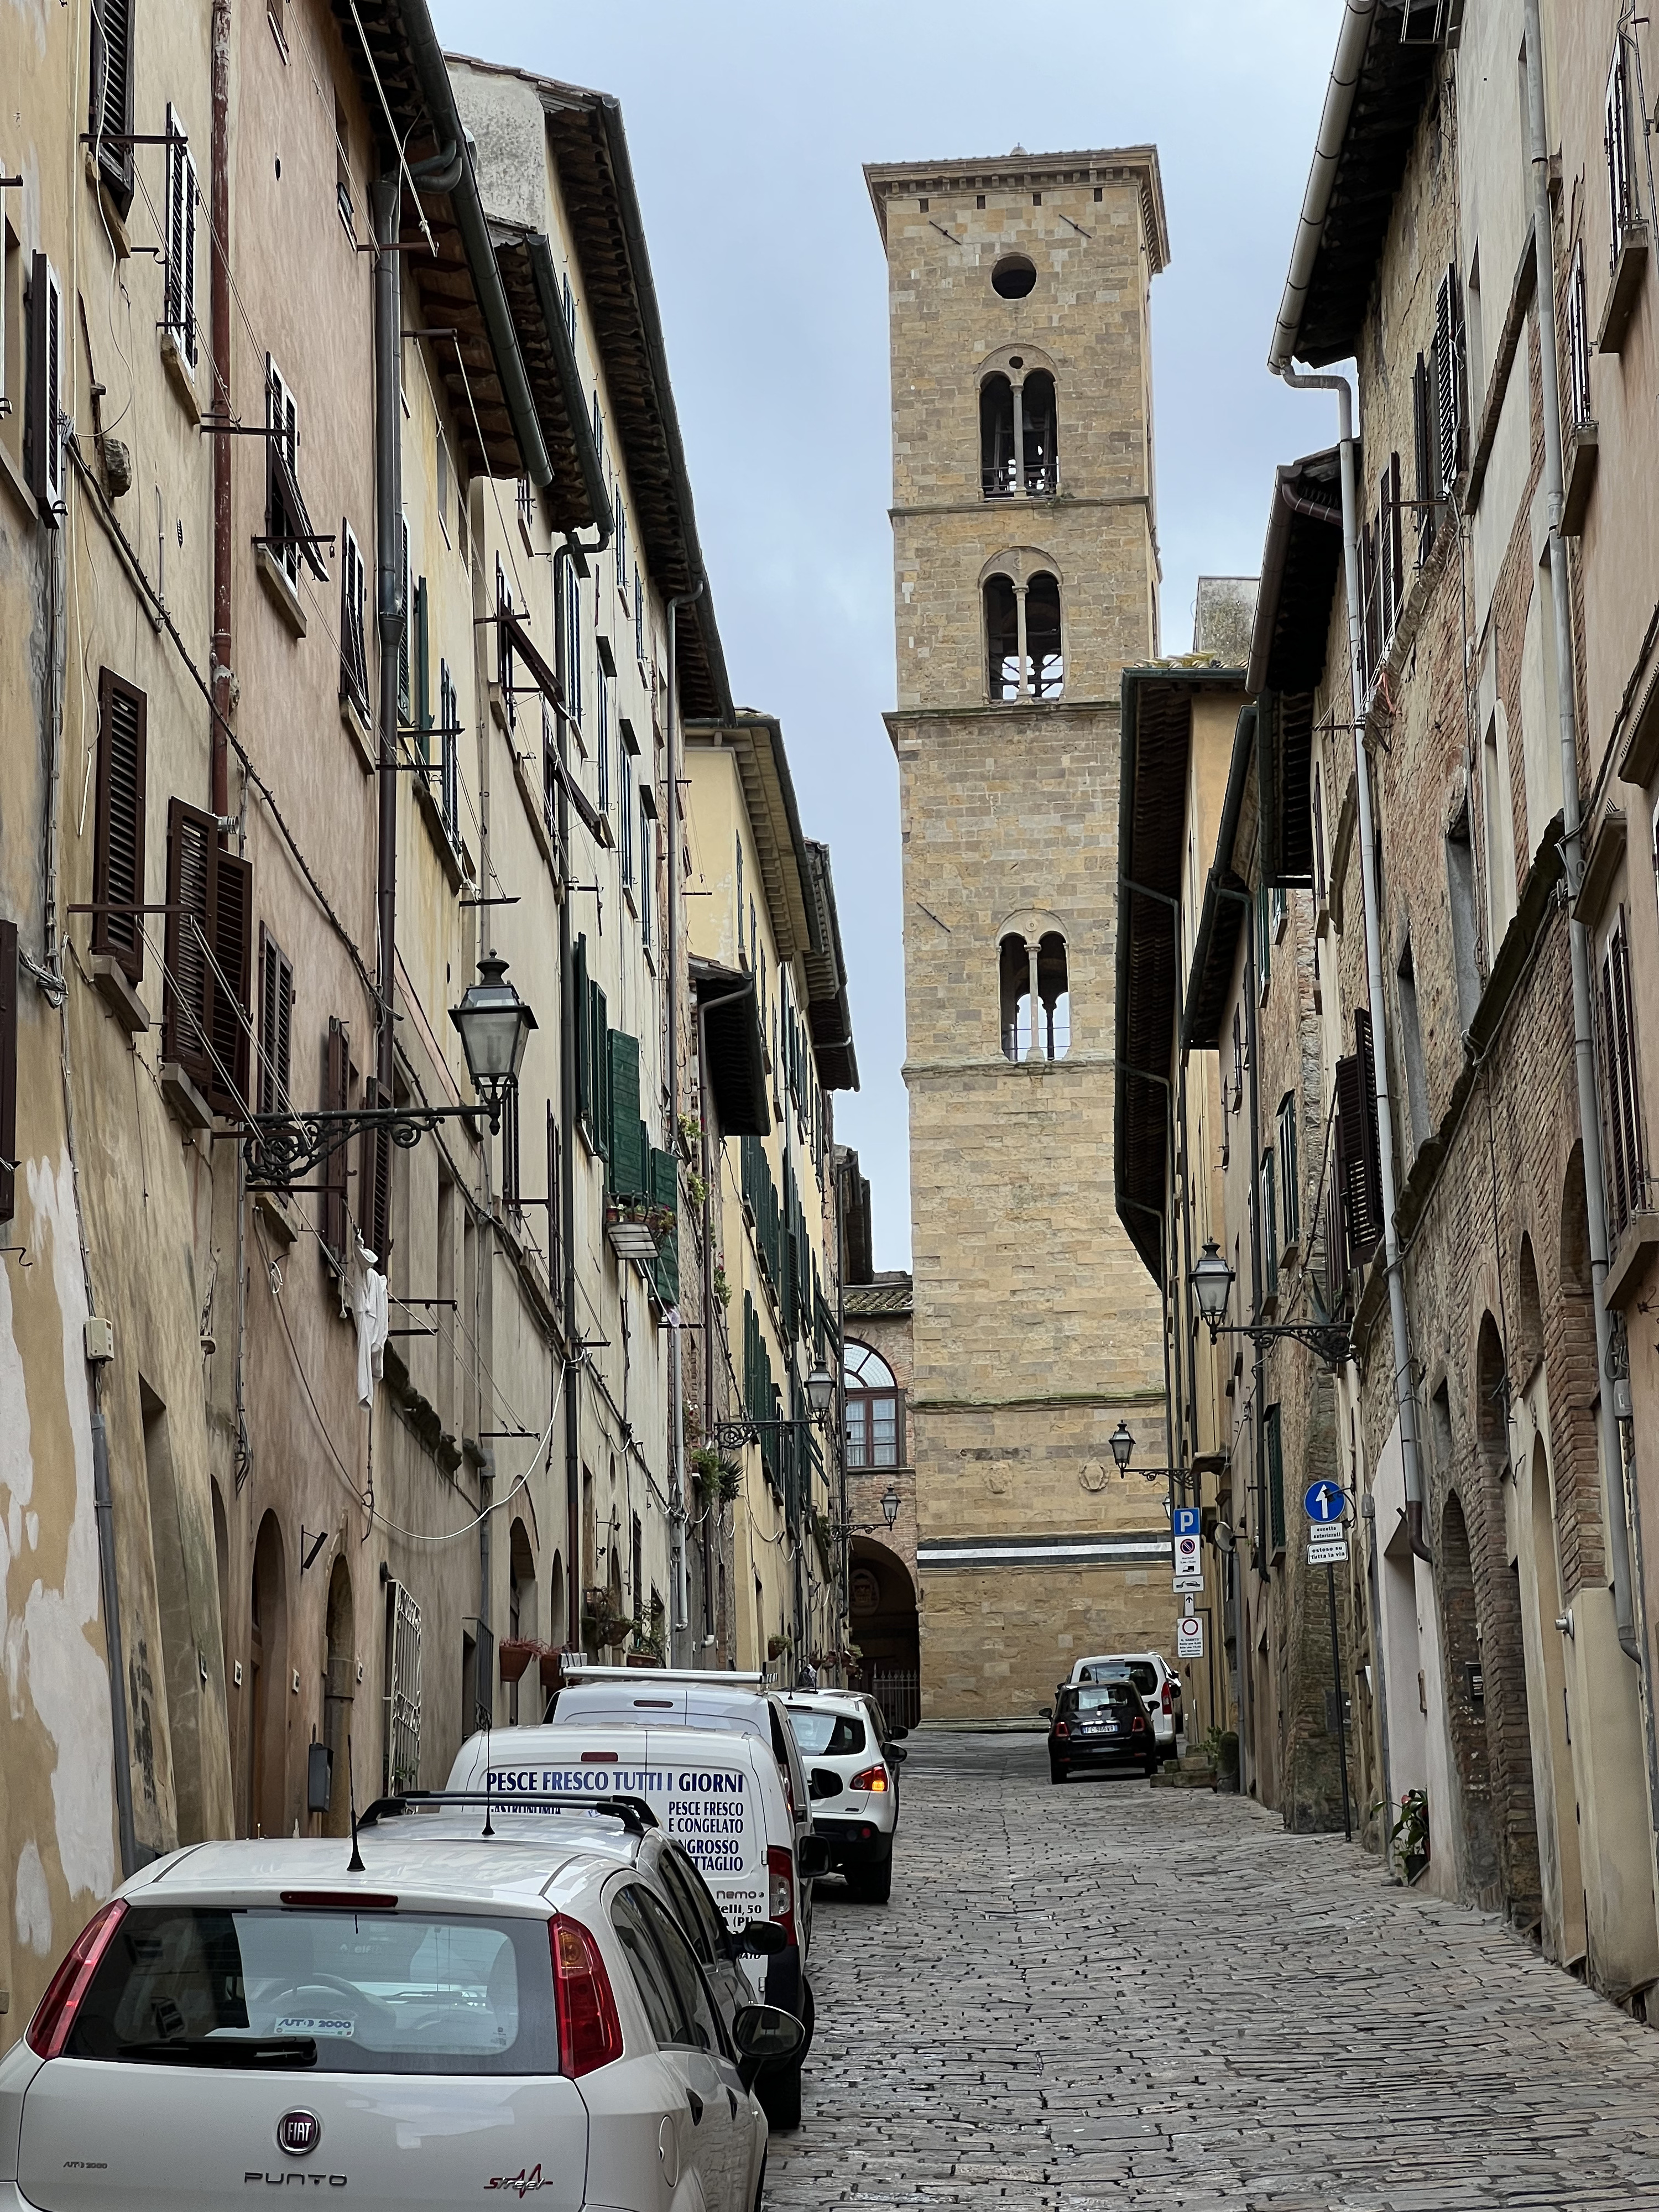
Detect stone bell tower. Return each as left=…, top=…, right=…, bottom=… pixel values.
left=864, top=146, right=1173, bottom=1719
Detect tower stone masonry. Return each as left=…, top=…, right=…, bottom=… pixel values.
left=865, top=147, right=1176, bottom=1720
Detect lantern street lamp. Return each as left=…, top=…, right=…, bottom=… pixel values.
left=450, top=954, right=537, bottom=1134
left=1188, top=1235, right=1351, bottom=1367
left=1109, top=1420, right=1135, bottom=1473
left=805, top=1366, right=836, bottom=1421
left=881, top=1484, right=902, bottom=1528
left=244, top=953, right=537, bottom=1190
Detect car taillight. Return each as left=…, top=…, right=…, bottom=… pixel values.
left=550, top=1913, right=622, bottom=2078
left=1131, top=1715, right=1146, bottom=1734
left=849, top=1764, right=889, bottom=1793
left=1161, top=1682, right=1172, bottom=1713
left=766, top=1845, right=797, bottom=1948
left=1054, top=1720, right=1070, bottom=1739
left=27, top=1900, right=127, bottom=2059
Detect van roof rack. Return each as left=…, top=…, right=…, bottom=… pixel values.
left=558, top=1665, right=765, bottom=1686
left=361, top=1791, right=659, bottom=1837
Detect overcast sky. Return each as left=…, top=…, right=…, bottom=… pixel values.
left=434, top=0, right=1344, bottom=1271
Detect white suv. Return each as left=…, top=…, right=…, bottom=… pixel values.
left=785, top=1691, right=905, bottom=1903
left=1071, top=1651, right=1183, bottom=1760
left=0, top=1799, right=800, bottom=2212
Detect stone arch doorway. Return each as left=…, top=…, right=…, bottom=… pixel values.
left=322, top=1557, right=354, bottom=1838
left=848, top=1536, right=919, bottom=1728
left=508, top=1518, right=536, bottom=1723
left=248, top=1512, right=288, bottom=1839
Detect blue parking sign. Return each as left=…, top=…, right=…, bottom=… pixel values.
left=1172, top=1506, right=1200, bottom=1538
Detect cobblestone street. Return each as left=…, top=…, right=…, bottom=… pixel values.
left=773, top=1733, right=1659, bottom=2211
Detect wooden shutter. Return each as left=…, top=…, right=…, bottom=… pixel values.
left=413, top=577, right=430, bottom=755
left=1608, top=39, right=1635, bottom=254
left=573, top=936, right=592, bottom=1130
left=258, top=927, right=293, bottom=1119
left=164, top=799, right=215, bottom=1086
left=397, top=519, right=411, bottom=728
left=1384, top=453, right=1403, bottom=640
left=499, top=1079, right=520, bottom=1211
left=546, top=1103, right=562, bottom=1287
left=88, top=0, right=134, bottom=213
left=1266, top=1406, right=1286, bottom=1553
left=0, top=920, right=15, bottom=1225
left=1600, top=909, right=1646, bottom=1238
left=607, top=1030, right=642, bottom=1198
left=1433, top=267, right=1464, bottom=495
left=91, top=669, right=147, bottom=982
left=1335, top=1015, right=1385, bottom=1269
left=651, top=1145, right=679, bottom=1307
left=1412, top=354, right=1436, bottom=564
left=591, top=980, right=609, bottom=1162
left=25, top=255, right=62, bottom=511
left=321, top=1018, right=349, bottom=1262
left=163, top=109, right=197, bottom=370
left=359, top=1077, right=390, bottom=1259
left=206, top=843, right=251, bottom=1115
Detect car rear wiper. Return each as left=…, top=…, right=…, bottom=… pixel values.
left=114, top=2036, right=319, bottom=2068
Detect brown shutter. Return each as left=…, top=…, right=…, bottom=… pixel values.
left=1335, top=1036, right=1384, bottom=1270
left=164, top=798, right=215, bottom=1087
left=0, top=921, right=16, bottom=1225
left=321, top=1018, right=349, bottom=1263
left=258, top=928, right=293, bottom=1119
left=546, top=1102, right=562, bottom=1288
left=358, top=1079, right=390, bottom=1262
left=206, top=844, right=252, bottom=1115
left=88, top=0, right=135, bottom=213
left=25, top=254, right=52, bottom=504
left=91, top=669, right=147, bottom=982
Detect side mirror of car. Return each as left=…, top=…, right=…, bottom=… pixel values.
left=733, top=1918, right=787, bottom=1957
left=887, top=1725, right=909, bottom=1741
left=808, top=1767, right=842, bottom=1801
left=889, top=1745, right=907, bottom=1764
left=1039, top=1706, right=1053, bottom=1721
left=796, top=1835, right=831, bottom=1879
left=732, top=2003, right=805, bottom=2087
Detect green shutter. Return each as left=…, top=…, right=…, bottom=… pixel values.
left=1266, top=1406, right=1286, bottom=1553
left=592, top=982, right=609, bottom=1160
left=650, top=1145, right=679, bottom=1306
left=573, top=936, right=591, bottom=1129
left=607, top=1031, right=642, bottom=1196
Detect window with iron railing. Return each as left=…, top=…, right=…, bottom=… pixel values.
left=1600, top=906, right=1648, bottom=1240
left=1607, top=32, right=1645, bottom=263
left=1567, top=240, right=1593, bottom=429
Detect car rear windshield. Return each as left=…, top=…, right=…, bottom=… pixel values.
left=1070, top=1684, right=1138, bottom=1712
left=1112, top=1663, right=1159, bottom=1695
left=785, top=1708, right=867, bottom=1756
left=62, top=1906, right=557, bottom=2074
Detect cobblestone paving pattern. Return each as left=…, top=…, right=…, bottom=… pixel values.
left=770, top=1732, right=1659, bottom=2211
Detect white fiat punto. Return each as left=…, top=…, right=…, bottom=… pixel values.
left=0, top=1797, right=800, bottom=2212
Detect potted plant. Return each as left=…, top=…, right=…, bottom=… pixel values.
left=1382, top=1786, right=1430, bottom=1881
left=497, top=1638, right=539, bottom=1685
left=712, top=1260, right=731, bottom=1310
left=691, top=1446, right=743, bottom=1504
left=538, top=1647, right=564, bottom=1692
left=766, top=1631, right=792, bottom=1662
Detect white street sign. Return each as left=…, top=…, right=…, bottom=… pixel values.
left=1173, top=1573, right=1205, bottom=1594
left=1308, top=1533, right=1349, bottom=1565
left=1172, top=1531, right=1202, bottom=1584
left=1176, top=1615, right=1204, bottom=1659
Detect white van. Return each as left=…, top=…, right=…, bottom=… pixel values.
left=447, top=1721, right=821, bottom=2128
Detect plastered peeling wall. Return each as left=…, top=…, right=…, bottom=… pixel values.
left=1, top=1146, right=118, bottom=2011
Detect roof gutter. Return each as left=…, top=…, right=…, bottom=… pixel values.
left=1267, top=0, right=1380, bottom=371
left=402, top=5, right=551, bottom=486
left=591, top=97, right=734, bottom=720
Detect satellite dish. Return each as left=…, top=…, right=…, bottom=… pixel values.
left=1213, top=1520, right=1237, bottom=1554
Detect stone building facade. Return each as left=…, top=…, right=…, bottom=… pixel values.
left=866, top=148, right=1176, bottom=1720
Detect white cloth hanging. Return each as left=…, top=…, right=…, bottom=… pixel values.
left=351, top=1240, right=389, bottom=1408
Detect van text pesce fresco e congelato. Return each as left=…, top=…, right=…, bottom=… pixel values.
left=485, top=1766, right=753, bottom=1875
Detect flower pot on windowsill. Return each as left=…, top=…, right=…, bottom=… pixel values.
left=498, top=1638, right=539, bottom=1685
left=538, top=1650, right=565, bottom=1692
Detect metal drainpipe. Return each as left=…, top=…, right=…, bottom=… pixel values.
left=372, top=175, right=401, bottom=1128
left=208, top=0, right=231, bottom=818
left=552, top=544, right=581, bottom=1677
left=1274, top=366, right=1431, bottom=1563
left=695, top=977, right=757, bottom=1652
left=1523, top=0, right=1642, bottom=1664
left=665, top=582, right=705, bottom=1667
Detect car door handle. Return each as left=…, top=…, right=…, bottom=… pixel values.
left=687, top=2089, right=704, bottom=2125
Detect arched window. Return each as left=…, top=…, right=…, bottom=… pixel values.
left=844, top=1340, right=903, bottom=1469
left=984, top=570, right=1063, bottom=701
left=1000, top=931, right=1069, bottom=1062
left=979, top=363, right=1058, bottom=499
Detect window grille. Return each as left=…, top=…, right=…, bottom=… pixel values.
left=339, top=522, right=369, bottom=718
left=1600, top=906, right=1648, bottom=1239
left=386, top=1579, right=422, bottom=1793
left=163, top=108, right=199, bottom=372
left=1567, top=241, right=1593, bottom=429
left=1607, top=33, right=1643, bottom=263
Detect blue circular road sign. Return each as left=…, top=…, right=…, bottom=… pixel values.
left=1303, top=1480, right=1348, bottom=1524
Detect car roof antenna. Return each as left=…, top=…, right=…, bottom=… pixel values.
left=346, top=1735, right=366, bottom=1874
left=482, top=1722, right=494, bottom=1837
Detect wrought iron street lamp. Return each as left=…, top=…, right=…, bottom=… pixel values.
left=711, top=1370, right=836, bottom=1454
left=450, top=954, right=537, bottom=1134
left=244, top=955, right=536, bottom=1188
left=1188, top=1237, right=1350, bottom=1367
left=881, top=1484, right=901, bottom=1528
left=805, top=1366, right=835, bottom=1419
left=1108, top=1420, right=1193, bottom=1498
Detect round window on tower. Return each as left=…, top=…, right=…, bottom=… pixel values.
left=991, top=255, right=1037, bottom=300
